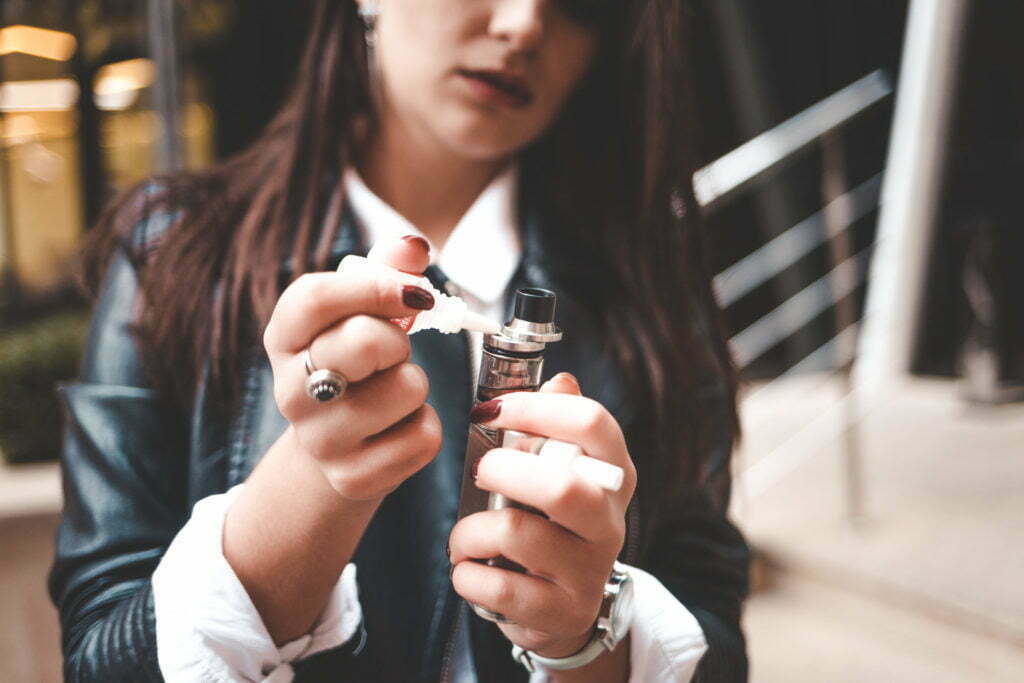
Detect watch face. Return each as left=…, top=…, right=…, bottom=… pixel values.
left=608, top=571, right=635, bottom=641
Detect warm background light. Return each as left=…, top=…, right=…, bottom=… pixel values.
left=93, top=58, right=156, bottom=111
left=0, top=25, right=77, bottom=62
left=0, top=79, right=80, bottom=112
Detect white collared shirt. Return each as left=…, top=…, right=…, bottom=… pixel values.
left=342, top=164, right=521, bottom=309
left=151, top=166, right=708, bottom=682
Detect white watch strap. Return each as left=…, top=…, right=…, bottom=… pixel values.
left=511, top=564, right=633, bottom=673
left=511, top=637, right=609, bottom=673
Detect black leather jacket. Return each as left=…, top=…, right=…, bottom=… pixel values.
left=49, top=208, right=749, bottom=682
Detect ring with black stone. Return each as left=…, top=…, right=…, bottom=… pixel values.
left=304, top=348, right=348, bottom=402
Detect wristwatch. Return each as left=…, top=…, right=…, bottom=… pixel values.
left=511, top=562, right=635, bottom=673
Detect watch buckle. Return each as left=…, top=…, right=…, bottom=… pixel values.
left=512, top=645, right=537, bottom=673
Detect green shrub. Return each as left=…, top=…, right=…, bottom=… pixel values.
left=0, top=310, right=89, bottom=465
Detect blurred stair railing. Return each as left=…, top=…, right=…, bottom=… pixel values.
left=694, top=69, right=891, bottom=374
left=698, top=0, right=970, bottom=522
left=694, top=70, right=891, bottom=211
left=728, top=248, right=873, bottom=369
left=713, top=174, right=881, bottom=310
left=692, top=71, right=892, bottom=522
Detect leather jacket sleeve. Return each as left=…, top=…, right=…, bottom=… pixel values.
left=643, top=382, right=750, bottom=683
left=49, top=243, right=189, bottom=682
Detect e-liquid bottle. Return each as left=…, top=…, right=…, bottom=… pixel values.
left=456, top=287, right=562, bottom=622
left=337, top=255, right=501, bottom=335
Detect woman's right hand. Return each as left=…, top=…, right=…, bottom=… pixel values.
left=262, top=236, right=443, bottom=502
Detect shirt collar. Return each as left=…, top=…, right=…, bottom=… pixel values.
left=342, top=164, right=522, bottom=306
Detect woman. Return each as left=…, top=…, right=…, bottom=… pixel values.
left=50, top=0, right=748, bottom=681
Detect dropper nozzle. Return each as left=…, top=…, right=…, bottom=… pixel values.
left=461, top=310, right=502, bottom=335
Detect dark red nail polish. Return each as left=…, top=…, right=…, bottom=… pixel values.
left=469, top=399, right=501, bottom=423
left=471, top=455, right=484, bottom=479
left=402, top=285, right=434, bottom=310
left=401, top=234, right=430, bottom=253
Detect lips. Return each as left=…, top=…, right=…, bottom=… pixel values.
left=459, top=69, right=534, bottom=107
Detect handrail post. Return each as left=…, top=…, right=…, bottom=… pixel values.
left=147, top=0, right=183, bottom=172
left=854, top=0, right=970, bottom=389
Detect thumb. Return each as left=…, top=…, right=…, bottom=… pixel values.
left=539, top=372, right=582, bottom=396
left=366, top=234, right=432, bottom=274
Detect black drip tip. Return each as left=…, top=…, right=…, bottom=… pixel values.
left=513, top=288, right=556, bottom=323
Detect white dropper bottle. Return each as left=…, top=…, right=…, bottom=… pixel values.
left=337, top=255, right=501, bottom=335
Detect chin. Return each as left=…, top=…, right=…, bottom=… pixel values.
left=448, top=137, right=524, bottom=161
left=440, top=111, right=543, bottom=161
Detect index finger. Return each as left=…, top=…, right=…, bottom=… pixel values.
left=470, top=393, right=629, bottom=469
left=265, top=269, right=432, bottom=353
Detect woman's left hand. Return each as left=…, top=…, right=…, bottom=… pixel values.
left=448, top=372, right=637, bottom=659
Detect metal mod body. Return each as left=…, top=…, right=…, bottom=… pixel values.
left=456, top=288, right=562, bottom=622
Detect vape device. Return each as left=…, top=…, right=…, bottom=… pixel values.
left=456, top=287, right=562, bottom=622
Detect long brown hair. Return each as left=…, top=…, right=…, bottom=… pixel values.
left=83, top=0, right=738, bottom=549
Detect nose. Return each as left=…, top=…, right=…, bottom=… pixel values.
left=489, top=0, right=545, bottom=54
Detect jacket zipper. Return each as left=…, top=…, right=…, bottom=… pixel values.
left=438, top=600, right=463, bottom=683
left=438, top=329, right=479, bottom=682
left=625, top=496, right=641, bottom=564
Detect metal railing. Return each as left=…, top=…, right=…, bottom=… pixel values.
left=695, top=70, right=891, bottom=373
left=694, top=70, right=892, bottom=210
left=147, top=0, right=182, bottom=172
left=702, top=0, right=970, bottom=520
left=692, top=69, right=890, bottom=522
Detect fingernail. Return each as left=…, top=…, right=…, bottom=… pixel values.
left=401, top=234, right=431, bottom=253
left=469, top=399, right=501, bottom=423
left=445, top=544, right=451, bottom=560
left=554, top=372, right=580, bottom=389
left=471, top=455, right=484, bottom=479
left=402, top=285, right=435, bottom=310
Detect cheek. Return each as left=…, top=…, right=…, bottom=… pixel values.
left=376, top=3, right=461, bottom=111
left=436, top=105, right=538, bottom=160
left=542, top=37, right=598, bottom=111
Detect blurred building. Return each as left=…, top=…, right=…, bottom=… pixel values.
left=0, top=0, right=307, bottom=311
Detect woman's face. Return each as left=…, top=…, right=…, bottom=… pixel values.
left=365, top=0, right=601, bottom=161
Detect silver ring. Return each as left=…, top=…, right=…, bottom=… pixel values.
left=471, top=602, right=516, bottom=625
left=304, top=348, right=348, bottom=402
